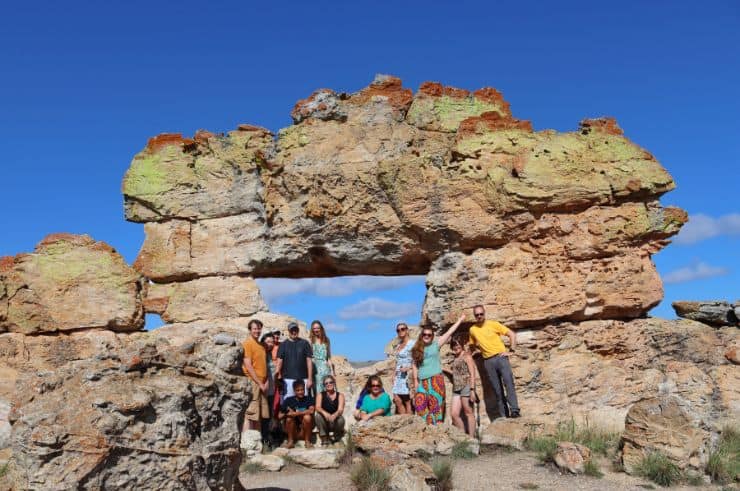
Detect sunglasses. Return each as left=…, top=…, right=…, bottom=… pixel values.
left=324, top=380, right=335, bottom=385
left=396, top=327, right=407, bottom=333
left=422, top=332, right=434, bottom=337
left=370, top=384, right=382, bottom=388
left=474, top=312, right=485, bottom=317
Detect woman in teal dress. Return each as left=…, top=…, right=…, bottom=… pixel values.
left=411, top=313, right=466, bottom=425
left=310, top=320, right=334, bottom=394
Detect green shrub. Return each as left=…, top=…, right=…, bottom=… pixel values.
left=634, top=452, right=682, bottom=487
left=707, top=425, right=740, bottom=484
left=350, top=457, right=391, bottom=491
left=431, top=457, right=454, bottom=491
left=583, top=459, right=603, bottom=478
left=553, top=419, right=620, bottom=456
left=524, top=434, right=558, bottom=463
left=451, top=441, right=476, bottom=460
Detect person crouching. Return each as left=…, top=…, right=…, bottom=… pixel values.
left=279, top=379, right=315, bottom=448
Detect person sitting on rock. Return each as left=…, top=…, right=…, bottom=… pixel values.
left=468, top=305, right=520, bottom=418
left=353, top=376, right=387, bottom=419
left=315, top=375, right=346, bottom=445
left=447, top=334, right=477, bottom=437
left=355, top=375, right=391, bottom=422
left=278, top=379, right=315, bottom=448
left=411, top=314, right=465, bottom=425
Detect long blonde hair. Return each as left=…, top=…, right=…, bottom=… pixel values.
left=309, top=320, right=331, bottom=350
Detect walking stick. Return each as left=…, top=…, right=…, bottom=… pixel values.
left=473, top=390, right=481, bottom=440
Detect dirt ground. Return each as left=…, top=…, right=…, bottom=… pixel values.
left=240, top=448, right=727, bottom=491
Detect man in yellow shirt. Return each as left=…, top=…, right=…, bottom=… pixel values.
left=468, top=305, right=520, bottom=419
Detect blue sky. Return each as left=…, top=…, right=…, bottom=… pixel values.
left=1, top=1, right=738, bottom=360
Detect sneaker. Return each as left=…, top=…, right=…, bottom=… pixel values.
left=509, top=411, right=521, bottom=418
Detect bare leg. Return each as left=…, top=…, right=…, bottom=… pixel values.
left=393, top=394, right=407, bottom=415
left=450, top=395, right=464, bottom=432
left=461, top=396, right=476, bottom=437
left=404, top=397, right=413, bottom=414
left=284, top=417, right=296, bottom=448
left=302, top=414, right=314, bottom=447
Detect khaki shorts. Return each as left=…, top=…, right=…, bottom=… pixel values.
left=245, top=380, right=269, bottom=421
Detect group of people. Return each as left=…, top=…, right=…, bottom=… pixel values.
left=241, top=319, right=343, bottom=448
left=387, top=305, right=519, bottom=437
left=241, top=305, right=520, bottom=448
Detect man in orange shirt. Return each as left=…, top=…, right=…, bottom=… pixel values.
left=242, top=319, right=269, bottom=430
left=468, top=305, right=520, bottom=419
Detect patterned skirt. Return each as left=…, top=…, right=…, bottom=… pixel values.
left=414, top=373, right=446, bottom=425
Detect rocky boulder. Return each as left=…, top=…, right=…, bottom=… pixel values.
left=554, top=442, right=592, bottom=474
left=479, top=417, right=553, bottom=450
left=368, top=450, right=434, bottom=491
left=2, top=327, right=249, bottom=490
left=621, top=396, right=708, bottom=472
left=352, top=414, right=478, bottom=457
left=672, top=300, right=739, bottom=326
left=271, top=447, right=342, bottom=469
left=0, top=234, right=144, bottom=334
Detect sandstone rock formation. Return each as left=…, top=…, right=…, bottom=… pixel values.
left=3, top=75, right=736, bottom=490
left=123, top=75, right=685, bottom=330
left=0, top=234, right=144, bottom=334
left=2, top=327, right=248, bottom=490
left=673, top=300, right=739, bottom=326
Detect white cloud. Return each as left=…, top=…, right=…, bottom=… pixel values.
left=663, top=262, right=729, bottom=284
left=338, top=297, right=420, bottom=320
left=673, top=213, right=740, bottom=245
left=324, top=321, right=350, bottom=333
left=256, top=276, right=424, bottom=305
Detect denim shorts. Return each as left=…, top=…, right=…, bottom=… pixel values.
left=453, top=385, right=471, bottom=397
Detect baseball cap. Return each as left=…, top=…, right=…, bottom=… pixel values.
left=287, top=322, right=299, bottom=331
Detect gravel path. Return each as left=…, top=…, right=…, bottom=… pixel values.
left=240, top=448, right=723, bottom=491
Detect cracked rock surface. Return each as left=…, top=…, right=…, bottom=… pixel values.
left=3, top=327, right=248, bottom=490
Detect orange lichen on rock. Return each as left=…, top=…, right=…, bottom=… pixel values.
left=473, top=87, right=509, bottom=105
left=458, top=111, right=533, bottom=137
left=579, top=117, right=624, bottom=136
left=194, top=129, right=216, bottom=143
left=349, top=74, right=414, bottom=113
left=418, top=81, right=470, bottom=98
left=146, top=133, right=189, bottom=152
left=0, top=256, right=14, bottom=271
left=236, top=124, right=270, bottom=133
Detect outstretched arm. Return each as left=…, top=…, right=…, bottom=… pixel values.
left=437, top=313, right=466, bottom=346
